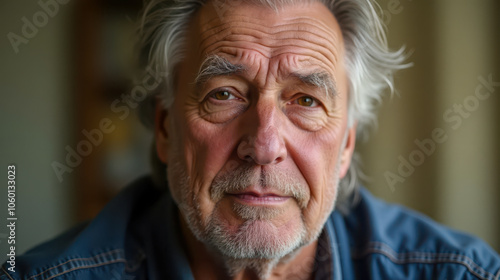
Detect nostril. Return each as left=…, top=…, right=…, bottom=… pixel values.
left=237, top=137, right=255, bottom=161
left=275, top=156, right=284, bottom=164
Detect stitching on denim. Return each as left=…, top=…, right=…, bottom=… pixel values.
left=494, top=267, right=500, bottom=280
left=369, top=241, right=493, bottom=279
left=370, top=241, right=493, bottom=278
left=39, top=259, right=126, bottom=280
left=27, top=249, right=125, bottom=280
left=376, top=241, right=493, bottom=279
left=353, top=241, right=496, bottom=280
left=1, top=266, right=15, bottom=280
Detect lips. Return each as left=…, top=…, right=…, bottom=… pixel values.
left=227, top=190, right=291, bottom=205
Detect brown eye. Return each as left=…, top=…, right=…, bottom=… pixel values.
left=296, top=96, right=317, bottom=107
left=212, top=90, right=233, bottom=100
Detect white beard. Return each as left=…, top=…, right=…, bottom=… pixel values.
left=166, top=133, right=342, bottom=279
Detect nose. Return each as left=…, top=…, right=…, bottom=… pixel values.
left=237, top=101, right=287, bottom=165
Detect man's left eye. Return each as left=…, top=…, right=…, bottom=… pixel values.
left=295, top=96, right=318, bottom=107
left=211, top=90, right=236, bottom=101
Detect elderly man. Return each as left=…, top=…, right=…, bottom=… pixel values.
left=2, top=0, right=499, bottom=279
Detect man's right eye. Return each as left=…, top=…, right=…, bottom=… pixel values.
left=210, top=90, right=236, bottom=101
left=200, top=88, right=247, bottom=124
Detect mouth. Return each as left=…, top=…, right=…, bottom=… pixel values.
left=227, top=191, right=291, bottom=206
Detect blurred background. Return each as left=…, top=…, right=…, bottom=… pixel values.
left=0, top=0, right=499, bottom=264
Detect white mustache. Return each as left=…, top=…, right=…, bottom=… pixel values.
left=210, top=164, right=310, bottom=208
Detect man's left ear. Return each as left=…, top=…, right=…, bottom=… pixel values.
left=339, top=123, right=357, bottom=179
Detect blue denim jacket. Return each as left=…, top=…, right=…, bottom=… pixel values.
left=2, top=176, right=499, bottom=279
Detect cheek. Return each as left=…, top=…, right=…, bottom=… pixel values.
left=185, top=121, right=237, bottom=178
left=288, top=121, right=346, bottom=228
left=177, top=110, right=242, bottom=205
left=292, top=122, right=344, bottom=187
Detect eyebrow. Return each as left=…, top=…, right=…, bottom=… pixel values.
left=195, top=55, right=245, bottom=86
left=290, top=71, right=337, bottom=98
left=194, top=55, right=337, bottom=98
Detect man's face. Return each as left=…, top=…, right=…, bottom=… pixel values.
left=156, top=1, right=355, bottom=260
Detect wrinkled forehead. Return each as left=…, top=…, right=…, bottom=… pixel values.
left=189, top=0, right=345, bottom=74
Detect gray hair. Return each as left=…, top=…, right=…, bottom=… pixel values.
left=136, top=0, right=407, bottom=213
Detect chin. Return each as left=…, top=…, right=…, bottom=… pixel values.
left=204, top=202, right=307, bottom=260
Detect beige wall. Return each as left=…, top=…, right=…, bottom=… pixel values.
left=0, top=1, right=76, bottom=263
left=360, top=0, right=499, bottom=251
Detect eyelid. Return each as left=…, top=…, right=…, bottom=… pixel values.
left=206, top=87, right=241, bottom=101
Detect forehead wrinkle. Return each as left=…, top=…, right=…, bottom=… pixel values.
left=199, top=15, right=338, bottom=45
left=200, top=29, right=341, bottom=75
left=200, top=29, right=340, bottom=63
left=197, top=17, right=343, bottom=79
left=203, top=44, right=338, bottom=72
left=204, top=44, right=339, bottom=81
left=199, top=17, right=340, bottom=56
left=193, top=4, right=345, bottom=95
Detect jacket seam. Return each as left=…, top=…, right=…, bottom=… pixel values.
left=33, top=259, right=126, bottom=280
left=27, top=249, right=126, bottom=280
left=1, top=266, right=15, bottom=280
left=353, top=241, right=496, bottom=280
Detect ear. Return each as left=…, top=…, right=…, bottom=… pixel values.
left=339, top=123, right=357, bottom=179
left=154, top=99, right=169, bottom=164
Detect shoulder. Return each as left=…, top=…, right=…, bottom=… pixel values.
left=0, top=176, right=160, bottom=280
left=336, top=187, right=500, bottom=280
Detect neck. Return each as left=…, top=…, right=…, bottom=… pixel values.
left=179, top=214, right=318, bottom=280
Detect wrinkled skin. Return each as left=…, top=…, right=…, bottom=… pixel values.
left=155, top=1, right=356, bottom=279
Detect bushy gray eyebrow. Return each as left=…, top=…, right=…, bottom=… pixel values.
left=195, top=55, right=245, bottom=86
left=291, top=72, right=338, bottom=99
